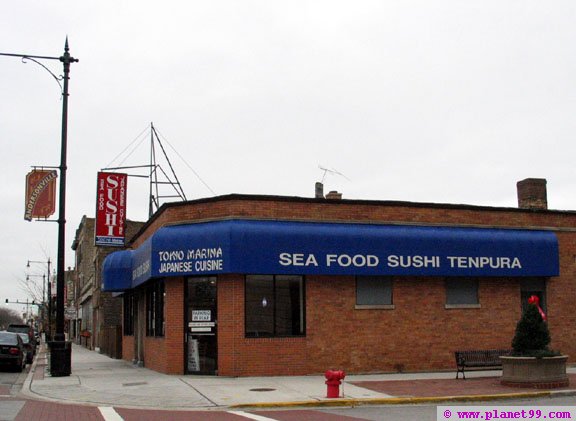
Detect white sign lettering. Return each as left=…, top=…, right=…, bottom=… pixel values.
left=132, top=259, right=151, bottom=281
left=387, top=255, right=440, bottom=268
left=156, top=247, right=224, bottom=274
left=278, top=252, right=522, bottom=271
left=326, top=254, right=379, bottom=267
left=279, top=253, right=318, bottom=267
left=192, top=310, right=211, bottom=321
left=446, top=256, right=522, bottom=269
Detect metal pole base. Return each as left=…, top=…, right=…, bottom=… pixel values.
left=48, top=340, right=71, bottom=377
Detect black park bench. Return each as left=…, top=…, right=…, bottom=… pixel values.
left=455, top=349, right=512, bottom=379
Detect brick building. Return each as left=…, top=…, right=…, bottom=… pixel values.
left=103, top=179, right=575, bottom=376
left=71, top=216, right=144, bottom=357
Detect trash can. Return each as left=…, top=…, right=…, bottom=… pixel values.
left=48, top=340, right=71, bottom=377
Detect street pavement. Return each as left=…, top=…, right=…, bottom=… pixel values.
left=18, top=343, right=576, bottom=412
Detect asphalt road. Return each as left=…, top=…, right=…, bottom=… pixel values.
left=0, top=364, right=29, bottom=420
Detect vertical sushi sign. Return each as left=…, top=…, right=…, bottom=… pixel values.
left=95, top=172, right=128, bottom=246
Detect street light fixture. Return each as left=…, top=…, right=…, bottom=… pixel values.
left=27, top=259, right=50, bottom=304
left=25, top=274, right=46, bottom=320
left=26, top=258, right=53, bottom=340
left=1, top=39, right=78, bottom=377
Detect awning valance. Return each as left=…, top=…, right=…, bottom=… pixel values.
left=102, top=219, right=559, bottom=292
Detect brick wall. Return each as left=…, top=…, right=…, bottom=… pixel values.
left=217, top=274, right=308, bottom=376
left=143, top=336, right=166, bottom=372
left=73, top=217, right=144, bottom=352
left=126, top=195, right=576, bottom=375
left=207, top=273, right=535, bottom=376
left=75, top=216, right=96, bottom=304
left=547, top=232, right=576, bottom=355
left=165, top=278, right=185, bottom=374
left=122, top=335, right=134, bottom=363
left=139, top=278, right=184, bottom=374
left=305, top=275, right=520, bottom=374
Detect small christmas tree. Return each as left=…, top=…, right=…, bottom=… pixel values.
left=502, top=297, right=567, bottom=387
left=511, top=299, right=557, bottom=357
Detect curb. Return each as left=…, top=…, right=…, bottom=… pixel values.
left=17, top=346, right=576, bottom=411
left=19, top=343, right=45, bottom=397
left=230, top=390, right=576, bottom=409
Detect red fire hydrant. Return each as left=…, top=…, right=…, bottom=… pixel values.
left=325, top=370, right=346, bottom=398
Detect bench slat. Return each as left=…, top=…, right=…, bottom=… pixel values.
left=455, top=349, right=511, bottom=379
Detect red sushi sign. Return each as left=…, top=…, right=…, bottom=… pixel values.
left=95, top=172, right=128, bottom=246
left=24, top=169, right=58, bottom=221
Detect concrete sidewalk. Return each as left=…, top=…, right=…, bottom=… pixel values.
left=19, top=343, right=576, bottom=410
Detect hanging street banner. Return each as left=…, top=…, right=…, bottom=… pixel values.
left=95, top=172, right=128, bottom=246
left=24, top=169, right=58, bottom=221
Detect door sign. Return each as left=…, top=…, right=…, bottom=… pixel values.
left=192, top=310, right=211, bottom=321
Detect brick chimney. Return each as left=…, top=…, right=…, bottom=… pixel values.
left=325, top=190, right=343, bottom=200
left=315, top=182, right=324, bottom=199
left=517, top=178, right=547, bottom=210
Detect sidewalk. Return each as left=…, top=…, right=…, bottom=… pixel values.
left=19, top=343, right=576, bottom=410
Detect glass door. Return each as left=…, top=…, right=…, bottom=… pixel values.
left=186, top=277, right=217, bottom=375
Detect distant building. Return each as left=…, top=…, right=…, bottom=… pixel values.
left=103, top=179, right=575, bottom=376
left=70, top=216, right=144, bottom=357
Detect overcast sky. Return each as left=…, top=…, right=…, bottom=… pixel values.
left=1, top=1, right=575, bottom=316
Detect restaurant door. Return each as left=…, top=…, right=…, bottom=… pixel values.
left=186, top=277, right=217, bottom=375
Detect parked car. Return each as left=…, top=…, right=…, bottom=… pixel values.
left=0, top=332, right=25, bottom=372
left=16, top=333, right=34, bottom=364
left=7, top=324, right=36, bottom=350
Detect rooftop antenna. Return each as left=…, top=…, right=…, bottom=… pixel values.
left=148, top=123, right=188, bottom=216
left=102, top=122, right=188, bottom=217
left=316, top=165, right=350, bottom=199
left=318, top=165, right=350, bottom=183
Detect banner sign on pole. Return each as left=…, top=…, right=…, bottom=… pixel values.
left=95, top=172, right=128, bottom=246
left=24, top=169, right=58, bottom=221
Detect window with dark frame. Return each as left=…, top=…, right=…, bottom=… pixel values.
left=521, top=278, right=547, bottom=313
left=146, top=280, right=165, bottom=337
left=445, top=278, right=479, bottom=306
left=245, top=275, right=305, bottom=338
left=356, top=276, right=393, bottom=306
left=123, top=293, right=134, bottom=336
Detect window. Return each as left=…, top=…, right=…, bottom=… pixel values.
left=245, top=275, right=305, bottom=338
left=521, top=278, right=547, bottom=313
left=356, top=276, right=393, bottom=308
left=82, top=301, right=92, bottom=331
left=123, top=293, right=134, bottom=336
left=146, top=280, right=165, bottom=337
left=445, top=278, right=479, bottom=307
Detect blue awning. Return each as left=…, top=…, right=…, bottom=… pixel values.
left=102, top=219, right=559, bottom=292
left=102, top=249, right=133, bottom=292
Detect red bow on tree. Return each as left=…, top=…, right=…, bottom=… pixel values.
left=528, top=295, right=547, bottom=322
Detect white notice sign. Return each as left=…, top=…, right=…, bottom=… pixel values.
left=187, top=337, right=200, bottom=372
left=192, top=310, right=211, bottom=321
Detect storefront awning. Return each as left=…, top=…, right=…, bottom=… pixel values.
left=101, top=249, right=133, bottom=292
left=102, top=219, right=559, bottom=291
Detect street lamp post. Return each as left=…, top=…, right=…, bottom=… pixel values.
left=27, top=258, right=52, bottom=339
left=2, top=39, right=78, bottom=377
left=55, top=40, right=75, bottom=346
left=25, top=274, right=47, bottom=335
